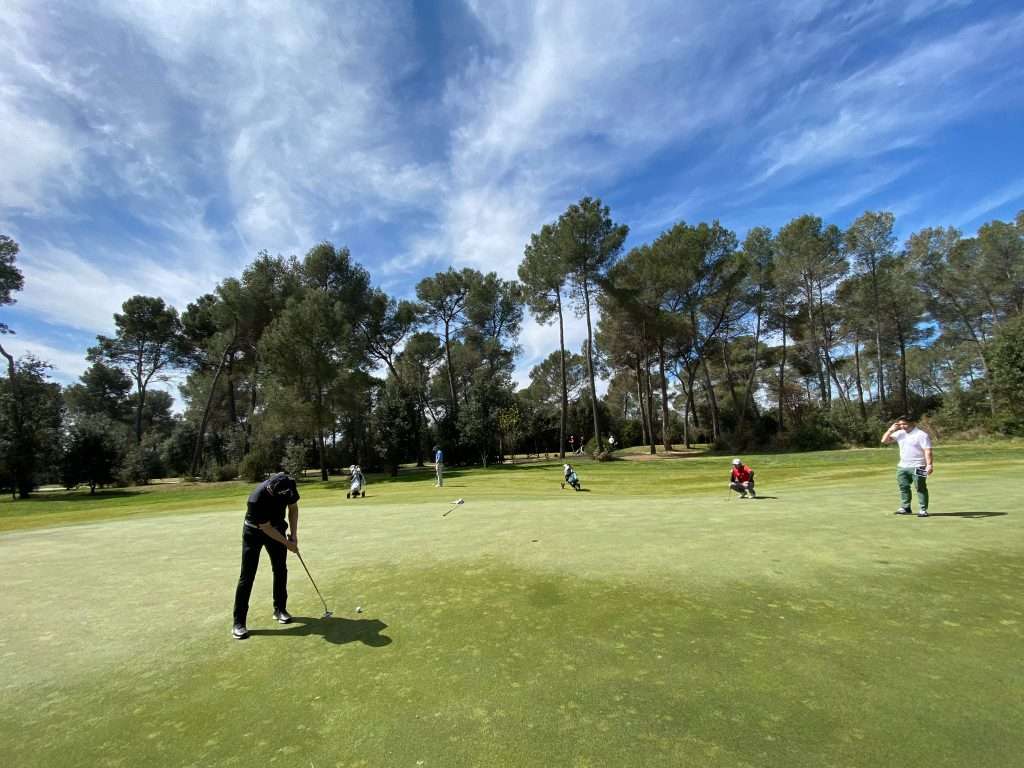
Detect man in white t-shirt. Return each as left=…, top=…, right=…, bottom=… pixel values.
left=881, top=415, right=934, bottom=517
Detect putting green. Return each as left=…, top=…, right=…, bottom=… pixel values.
left=1, top=445, right=1022, bottom=767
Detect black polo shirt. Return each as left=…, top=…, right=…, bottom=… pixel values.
left=244, top=473, right=300, bottom=527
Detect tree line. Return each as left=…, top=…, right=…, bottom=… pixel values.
left=1, top=202, right=1022, bottom=497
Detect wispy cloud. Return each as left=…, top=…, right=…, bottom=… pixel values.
left=755, top=11, right=1024, bottom=183
left=903, top=0, right=972, bottom=23
left=955, top=179, right=1024, bottom=226
left=1, top=333, right=88, bottom=384
left=2, top=0, right=1023, bottom=391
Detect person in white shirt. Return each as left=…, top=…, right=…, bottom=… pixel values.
left=881, top=415, right=934, bottom=517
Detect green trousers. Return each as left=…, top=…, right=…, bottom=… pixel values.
left=896, top=468, right=929, bottom=511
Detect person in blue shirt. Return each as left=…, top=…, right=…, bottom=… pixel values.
left=434, top=445, right=444, bottom=487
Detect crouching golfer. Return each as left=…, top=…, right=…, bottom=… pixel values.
left=882, top=415, right=933, bottom=517
left=232, top=472, right=300, bottom=639
left=729, top=458, right=756, bottom=498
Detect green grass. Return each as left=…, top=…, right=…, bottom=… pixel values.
left=2, top=445, right=1022, bottom=767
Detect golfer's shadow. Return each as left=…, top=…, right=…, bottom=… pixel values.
left=248, top=616, right=392, bottom=647
left=924, top=511, right=1007, bottom=519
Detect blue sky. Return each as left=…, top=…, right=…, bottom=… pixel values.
left=2, top=0, right=1023, bottom=393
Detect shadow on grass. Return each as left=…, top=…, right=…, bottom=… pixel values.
left=247, top=616, right=392, bottom=646
left=925, top=511, right=1007, bottom=519
left=1, top=489, right=146, bottom=506
left=303, top=461, right=593, bottom=491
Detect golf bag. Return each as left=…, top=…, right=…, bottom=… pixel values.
left=346, top=466, right=366, bottom=499
left=561, top=464, right=581, bottom=491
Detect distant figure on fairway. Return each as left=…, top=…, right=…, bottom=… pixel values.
left=882, top=415, right=933, bottom=517
left=729, top=458, right=756, bottom=498
left=607, top=434, right=616, bottom=452
left=568, top=434, right=575, bottom=455
left=575, top=436, right=585, bottom=455
left=562, top=463, right=581, bottom=491
left=434, top=445, right=444, bottom=487
left=233, top=472, right=300, bottom=639
left=347, top=464, right=365, bottom=498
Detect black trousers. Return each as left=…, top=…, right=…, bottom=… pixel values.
left=233, top=522, right=288, bottom=626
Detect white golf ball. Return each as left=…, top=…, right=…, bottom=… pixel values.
left=355, top=606, right=363, bottom=613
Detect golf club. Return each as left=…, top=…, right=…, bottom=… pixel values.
left=442, top=498, right=465, bottom=517
left=296, top=551, right=333, bottom=619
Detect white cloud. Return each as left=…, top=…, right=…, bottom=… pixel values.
left=0, top=99, right=80, bottom=214
left=755, top=12, right=1024, bottom=183
left=903, top=0, right=972, bottom=23
left=403, top=1, right=1024, bottom=279
left=17, top=244, right=217, bottom=333
left=0, top=334, right=88, bottom=384
left=100, top=0, right=438, bottom=256
left=955, top=179, right=1024, bottom=227
left=18, top=247, right=137, bottom=332
left=3, top=0, right=1023, bottom=395
left=515, top=310, right=591, bottom=387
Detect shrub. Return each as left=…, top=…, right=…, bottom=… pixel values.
left=617, top=420, right=643, bottom=449
left=826, top=408, right=886, bottom=447
left=282, top=440, right=307, bottom=478
left=239, top=441, right=277, bottom=483
left=786, top=412, right=843, bottom=452
left=117, top=446, right=148, bottom=486
left=200, top=458, right=218, bottom=483
left=201, top=459, right=239, bottom=483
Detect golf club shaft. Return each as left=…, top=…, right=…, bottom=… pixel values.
left=296, top=551, right=330, bottom=614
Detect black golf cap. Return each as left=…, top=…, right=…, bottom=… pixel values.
left=266, top=472, right=298, bottom=503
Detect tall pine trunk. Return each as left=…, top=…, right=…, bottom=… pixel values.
left=854, top=333, right=867, bottom=420
left=443, top=318, right=457, bottom=415
left=684, top=364, right=698, bottom=448
left=0, top=343, right=29, bottom=498
left=870, top=264, right=887, bottom=408
left=721, top=337, right=742, bottom=419
left=778, top=316, right=787, bottom=433
left=736, top=307, right=763, bottom=439
left=556, top=291, right=568, bottom=459
left=804, top=283, right=829, bottom=405
left=582, top=283, right=603, bottom=452
left=700, top=355, right=721, bottom=442
left=635, top=359, right=649, bottom=446
left=190, top=350, right=230, bottom=477
left=896, top=325, right=910, bottom=415
left=657, top=342, right=671, bottom=451
left=645, top=351, right=657, bottom=455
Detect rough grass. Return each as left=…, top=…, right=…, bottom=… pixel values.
left=1, top=445, right=1022, bottom=767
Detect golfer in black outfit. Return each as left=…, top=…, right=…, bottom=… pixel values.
left=232, top=472, right=300, bottom=639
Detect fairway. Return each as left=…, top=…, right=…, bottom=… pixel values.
left=2, top=445, right=1022, bottom=767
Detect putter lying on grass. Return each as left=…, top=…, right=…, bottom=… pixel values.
left=296, top=551, right=333, bottom=619
left=442, top=498, right=465, bottom=517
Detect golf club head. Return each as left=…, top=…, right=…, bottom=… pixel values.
left=321, top=610, right=333, bottom=619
